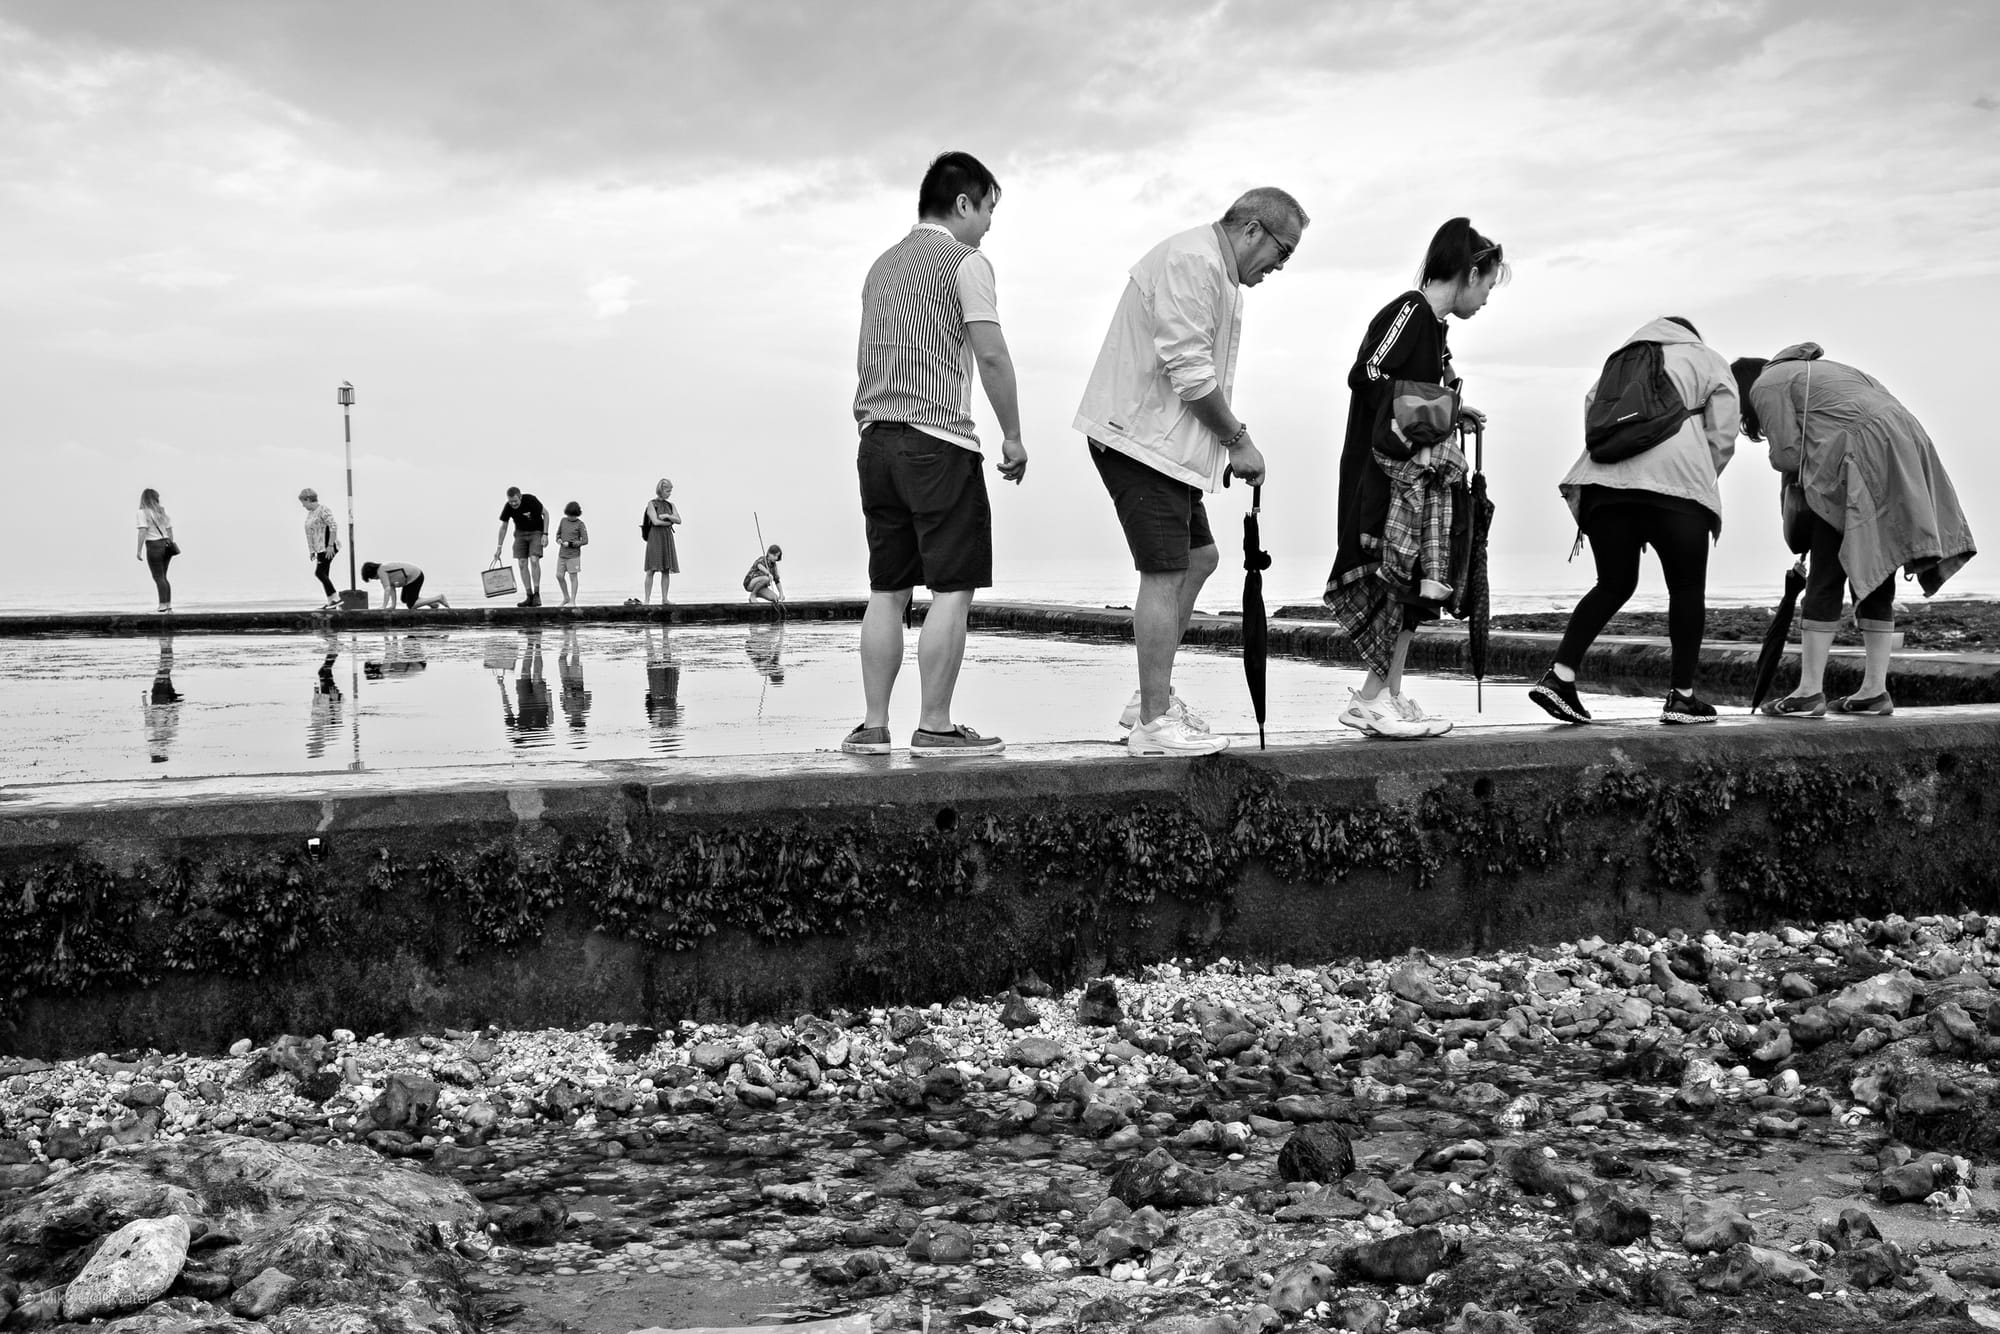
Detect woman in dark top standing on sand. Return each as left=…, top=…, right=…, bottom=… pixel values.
left=1323, top=218, right=1505, bottom=740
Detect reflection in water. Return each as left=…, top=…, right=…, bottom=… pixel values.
left=745, top=623, right=786, bottom=685
left=503, top=631, right=552, bottom=742
left=643, top=626, right=683, bottom=752
left=307, top=633, right=343, bottom=760
left=559, top=628, right=591, bottom=732
left=364, top=633, right=429, bottom=681
left=142, top=635, right=182, bottom=764
left=746, top=622, right=784, bottom=722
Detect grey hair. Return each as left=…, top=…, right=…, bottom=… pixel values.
left=299, top=487, right=318, bottom=502
left=1220, top=187, right=1308, bottom=236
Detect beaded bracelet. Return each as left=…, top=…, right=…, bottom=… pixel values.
left=1221, top=423, right=1249, bottom=450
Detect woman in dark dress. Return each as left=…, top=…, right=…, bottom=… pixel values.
left=1323, top=218, right=1506, bottom=739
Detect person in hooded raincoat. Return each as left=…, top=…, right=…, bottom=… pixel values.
left=1734, top=342, right=1975, bottom=717
left=1529, top=316, right=1739, bottom=727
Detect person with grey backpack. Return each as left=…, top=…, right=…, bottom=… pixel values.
left=1530, top=316, right=1740, bottom=726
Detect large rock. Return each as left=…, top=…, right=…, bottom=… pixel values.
left=1680, top=1196, right=1754, bottom=1253
left=61, top=1213, right=190, bottom=1320
left=1826, top=971, right=1919, bottom=1023
left=1109, top=1149, right=1217, bottom=1209
left=1344, top=1227, right=1456, bottom=1284
left=1277, top=1125, right=1354, bottom=1184
left=1077, top=978, right=1124, bottom=1027
left=0, top=1136, right=483, bottom=1333
left=359, top=1073, right=440, bottom=1135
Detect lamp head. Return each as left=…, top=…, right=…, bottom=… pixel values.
left=337, top=382, right=355, bottom=408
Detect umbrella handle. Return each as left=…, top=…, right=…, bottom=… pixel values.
left=1251, top=483, right=1261, bottom=515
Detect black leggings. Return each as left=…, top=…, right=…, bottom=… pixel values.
left=313, top=554, right=337, bottom=599
left=144, top=539, right=175, bottom=606
left=1556, top=501, right=1711, bottom=687
left=1801, top=512, right=1894, bottom=632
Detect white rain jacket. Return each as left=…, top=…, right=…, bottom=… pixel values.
left=1073, top=224, right=1243, bottom=490
left=1558, top=317, right=1740, bottom=535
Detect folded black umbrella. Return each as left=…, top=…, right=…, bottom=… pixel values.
left=1463, top=423, right=1494, bottom=712
left=1242, top=484, right=1270, bottom=749
left=1751, top=559, right=1810, bottom=712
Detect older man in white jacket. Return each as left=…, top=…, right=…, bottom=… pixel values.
left=1075, top=188, right=1307, bottom=757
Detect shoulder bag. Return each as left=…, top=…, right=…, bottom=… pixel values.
left=1374, top=378, right=1461, bottom=462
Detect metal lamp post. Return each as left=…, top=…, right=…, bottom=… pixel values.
left=337, top=382, right=358, bottom=600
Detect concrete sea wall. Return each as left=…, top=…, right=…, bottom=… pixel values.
left=5, top=710, right=1999, bottom=1057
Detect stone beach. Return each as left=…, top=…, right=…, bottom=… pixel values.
left=7, top=914, right=2000, bottom=1331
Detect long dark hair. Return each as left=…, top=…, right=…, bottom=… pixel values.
left=139, top=488, right=162, bottom=513
left=1418, top=217, right=1509, bottom=287
left=1731, top=357, right=1769, bottom=441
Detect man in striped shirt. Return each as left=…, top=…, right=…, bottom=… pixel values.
left=841, top=151, right=1027, bottom=760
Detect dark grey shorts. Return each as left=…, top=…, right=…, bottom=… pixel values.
left=857, top=423, right=992, bottom=593
left=1090, top=441, right=1213, bottom=573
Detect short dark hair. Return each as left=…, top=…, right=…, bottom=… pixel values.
left=507, top=487, right=522, bottom=499
left=564, top=501, right=581, bottom=516
left=1731, top=357, right=1770, bottom=441
left=1419, top=217, right=1509, bottom=287
left=361, top=561, right=381, bottom=580
left=918, top=152, right=999, bottom=219
left=1664, top=315, right=1701, bottom=338
left=1220, top=187, right=1309, bottom=237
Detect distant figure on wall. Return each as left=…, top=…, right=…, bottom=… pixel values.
left=642, top=479, right=681, bottom=607
left=554, top=501, right=589, bottom=607
left=361, top=560, right=451, bottom=612
left=493, top=486, right=548, bottom=607
left=135, top=487, right=177, bottom=613
left=299, top=487, right=342, bottom=609
left=744, top=545, right=785, bottom=606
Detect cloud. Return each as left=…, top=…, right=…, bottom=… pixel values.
left=585, top=275, right=638, bottom=320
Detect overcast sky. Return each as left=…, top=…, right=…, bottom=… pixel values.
left=6, top=0, right=1998, bottom=609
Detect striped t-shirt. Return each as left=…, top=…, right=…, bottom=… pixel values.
left=853, top=223, right=1000, bottom=453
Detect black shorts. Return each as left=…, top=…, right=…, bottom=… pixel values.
left=400, top=573, right=425, bottom=608
left=1091, top=440, right=1214, bottom=573
left=857, top=422, right=992, bottom=593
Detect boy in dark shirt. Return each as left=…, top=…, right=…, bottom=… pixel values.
left=493, top=487, right=548, bottom=606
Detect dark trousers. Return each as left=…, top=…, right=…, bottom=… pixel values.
left=313, top=554, right=337, bottom=598
left=1801, top=513, right=1894, bottom=631
left=1557, top=501, right=1711, bottom=686
left=144, top=538, right=175, bottom=605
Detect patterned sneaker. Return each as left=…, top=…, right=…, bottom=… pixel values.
left=1832, top=692, right=1894, bottom=716
left=1661, top=689, right=1718, bottom=725
left=910, top=724, right=1005, bottom=759
left=1528, top=669, right=1592, bottom=724
left=1117, top=690, right=1207, bottom=733
left=1759, top=693, right=1826, bottom=718
left=1391, top=693, right=1453, bottom=737
left=1336, top=689, right=1426, bottom=739
left=1127, top=714, right=1229, bottom=757
left=840, top=723, right=891, bottom=756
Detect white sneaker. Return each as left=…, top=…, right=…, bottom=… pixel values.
left=1337, top=689, right=1426, bottom=740
left=1117, top=690, right=1207, bottom=733
left=1391, top=693, right=1453, bottom=737
left=1128, top=714, right=1229, bottom=757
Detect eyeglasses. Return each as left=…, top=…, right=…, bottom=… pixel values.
left=1263, top=224, right=1297, bottom=263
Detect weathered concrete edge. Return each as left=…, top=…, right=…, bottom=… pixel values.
left=6, top=708, right=1998, bottom=848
